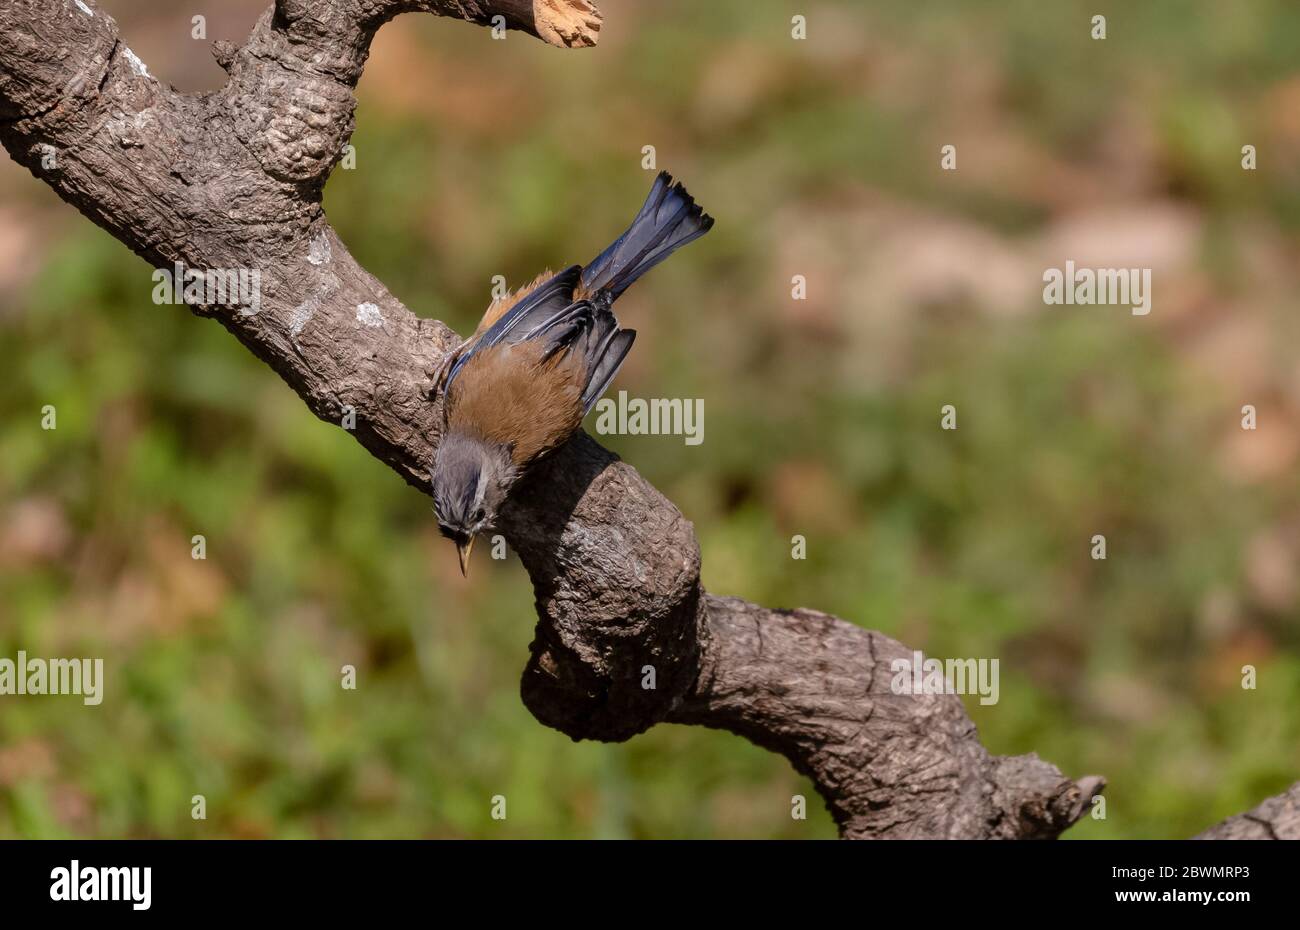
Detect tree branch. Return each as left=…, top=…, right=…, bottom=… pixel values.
left=1197, top=781, right=1300, bottom=840
left=7, top=0, right=1272, bottom=840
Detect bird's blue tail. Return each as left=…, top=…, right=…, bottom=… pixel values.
left=580, top=172, right=713, bottom=301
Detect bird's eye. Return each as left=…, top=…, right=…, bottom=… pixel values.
left=472, top=508, right=485, bottom=524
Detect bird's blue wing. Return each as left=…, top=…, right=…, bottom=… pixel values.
left=444, top=265, right=583, bottom=390
left=580, top=327, right=635, bottom=415
left=444, top=265, right=636, bottom=413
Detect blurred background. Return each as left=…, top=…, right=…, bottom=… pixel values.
left=2, top=0, right=1300, bottom=839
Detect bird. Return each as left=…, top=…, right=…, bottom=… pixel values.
left=429, top=171, right=713, bottom=575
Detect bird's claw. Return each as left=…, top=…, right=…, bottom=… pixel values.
left=428, top=351, right=457, bottom=400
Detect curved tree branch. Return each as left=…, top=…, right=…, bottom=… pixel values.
left=1197, top=781, right=1300, bottom=840
left=10, top=0, right=1260, bottom=839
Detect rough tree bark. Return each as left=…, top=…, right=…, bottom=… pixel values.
left=1, top=0, right=1289, bottom=839
left=1195, top=782, right=1300, bottom=840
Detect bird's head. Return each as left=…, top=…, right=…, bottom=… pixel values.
left=431, top=432, right=516, bottom=575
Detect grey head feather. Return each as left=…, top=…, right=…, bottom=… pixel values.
left=431, top=430, right=516, bottom=542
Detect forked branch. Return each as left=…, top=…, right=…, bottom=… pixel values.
left=5, top=0, right=1282, bottom=839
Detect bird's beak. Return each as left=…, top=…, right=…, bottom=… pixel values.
left=457, top=536, right=475, bottom=576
